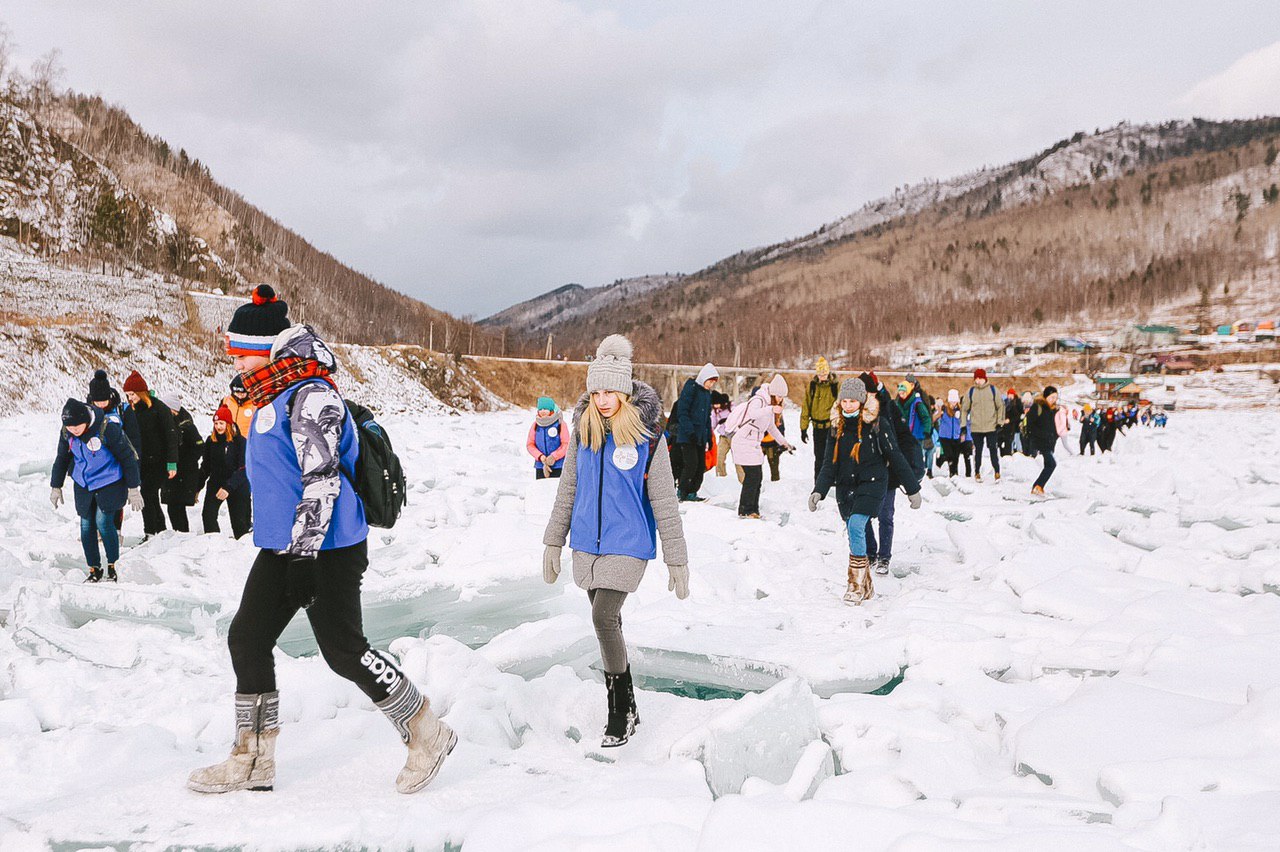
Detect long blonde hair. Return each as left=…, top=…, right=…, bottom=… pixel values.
left=579, top=393, right=651, bottom=452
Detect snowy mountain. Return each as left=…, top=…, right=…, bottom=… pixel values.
left=487, top=118, right=1280, bottom=365
left=481, top=274, right=683, bottom=337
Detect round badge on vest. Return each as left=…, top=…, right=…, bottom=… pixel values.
left=612, top=444, right=639, bottom=471
left=255, top=405, right=277, bottom=434
left=87, top=437, right=102, bottom=452
left=548, top=427, right=558, bottom=438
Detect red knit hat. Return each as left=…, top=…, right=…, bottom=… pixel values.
left=122, top=370, right=148, bottom=393
left=1007, top=387, right=1017, bottom=396
left=973, top=368, right=988, bottom=381
left=214, top=404, right=234, bottom=424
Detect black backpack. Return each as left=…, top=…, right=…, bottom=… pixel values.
left=342, top=401, right=407, bottom=529
left=285, top=389, right=408, bottom=528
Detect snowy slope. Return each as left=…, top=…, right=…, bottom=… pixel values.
left=481, top=274, right=682, bottom=334
left=2, top=406, right=1279, bottom=849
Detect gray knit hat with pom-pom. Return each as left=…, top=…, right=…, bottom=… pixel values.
left=587, top=334, right=635, bottom=395
left=838, top=377, right=867, bottom=404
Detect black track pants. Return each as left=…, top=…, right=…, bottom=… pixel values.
left=227, top=540, right=407, bottom=703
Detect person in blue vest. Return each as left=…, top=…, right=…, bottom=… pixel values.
left=526, top=396, right=567, bottom=479
left=87, top=368, right=140, bottom=532
left=189, top=286, right=453, bottom=797
left=895, top=380, right=931, bottom=472
left=50, top=398, right=143, bottom=582
left=542, top=334, right=689, bottom=748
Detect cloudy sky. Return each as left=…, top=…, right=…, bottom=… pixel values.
left=5, top=2, right=1280, bottom=316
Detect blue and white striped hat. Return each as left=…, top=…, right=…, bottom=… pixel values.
left=225, top=285, right=290, bottom=356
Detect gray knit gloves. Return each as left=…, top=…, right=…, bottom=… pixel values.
left=542, top=545, right=562, bottom=584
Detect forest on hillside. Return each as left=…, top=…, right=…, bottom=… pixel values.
left=508, top=121, right=1280, bottom=364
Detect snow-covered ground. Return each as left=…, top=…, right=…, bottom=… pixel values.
left=2, top=407, right=1279, bottom=850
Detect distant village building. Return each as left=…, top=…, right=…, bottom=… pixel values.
left=1094, top=374, right=1140, bottom=400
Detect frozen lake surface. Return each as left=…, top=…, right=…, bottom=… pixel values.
left=2, top=408, right=1279, bottom=850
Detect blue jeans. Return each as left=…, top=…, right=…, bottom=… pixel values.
left=80, top=504, right=120, bottom=568
left=866, top=488, right=896, bottom=561
left=845, top=512, right=872, bottom=556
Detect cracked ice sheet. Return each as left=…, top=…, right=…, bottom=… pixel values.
left=2, top=409, right=1280, bottom=848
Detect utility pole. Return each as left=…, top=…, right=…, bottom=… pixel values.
left=429, top=322, right=434, bottom=351
left=545, top=333, right=553, bottom=361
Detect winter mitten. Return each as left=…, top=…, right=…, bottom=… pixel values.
left=286, top=556, right=319, bottom=609
left=800, top=429, right=809, bottom=444
left=542, top=545, right=561, bottom=584
left=667, top=563, right=690, bottom=600
left=807, top=492, right=822, bottom=512
left=127, top=488, right=144, bottom=512
left=908, top=491, right=923, bottom=510
left=50, top=487, right=63, bottom=509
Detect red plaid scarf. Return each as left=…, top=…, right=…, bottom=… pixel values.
left=240, top=357, right=338, bottom=408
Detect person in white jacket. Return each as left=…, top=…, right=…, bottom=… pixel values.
left=726, top=375, right=795, bottom=518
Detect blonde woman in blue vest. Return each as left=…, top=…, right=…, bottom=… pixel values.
left=543, top=334, right=689, bottom=747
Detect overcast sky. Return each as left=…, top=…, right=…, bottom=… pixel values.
left=5, top=2, right=1280, bottom=317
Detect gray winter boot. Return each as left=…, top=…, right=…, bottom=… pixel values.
left=187, top=691, right=279, bottom=793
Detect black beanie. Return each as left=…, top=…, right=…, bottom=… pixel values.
left=62, top=398, right=92, bottom=428
left=225, top=284, right=291, bottom=356
left=87, top=369, right=113, bottom=403
left=1044, top=385, right=1059, bottom=397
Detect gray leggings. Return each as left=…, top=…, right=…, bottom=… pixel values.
left=588, top=588, right=629, bottom=674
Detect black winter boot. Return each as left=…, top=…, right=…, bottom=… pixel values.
left=85, top=567, right=103, bottom=583
left=626, top=667, right=640, bottom=730
left=601, top=670, right=635, bottom=748
left=106, top=564, right=117, bottom=582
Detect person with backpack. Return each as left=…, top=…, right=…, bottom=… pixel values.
left=122, top=370, right=178, bottom=537
left=1000, top=388, right=1023, bottom=456
left=541, top=334, right=688, bottom=748
left=937, top=389, right=972, bottom=478
left=672, top=364, right=719, bottom=501
left=527, top=396, right=568, bottom=480
left=1025, top=386, right=1069, bottom=496
left=50, top=398, right=143, bottom=582
left=800, top=358, right=839, bottom=484
left=1019, top=391, right=1037, bottom=457
left=809, top=379, right=922, bottom=604
left=726, top=375, right=795, bottom=519
left=198, top=405, right=251, bottom=538
left=189, top=287, right=448, bottom=797
left=960, top=368, right=1006, bottom=482
left=895, top=380, right=931, bottom=472
left=858, top=371, right=920, bottom=575
left=161, top=392, right=204, bottom=533
left=1079, top=404, right=1099, bottom=456
left=87, top=369, right=140, bottom=531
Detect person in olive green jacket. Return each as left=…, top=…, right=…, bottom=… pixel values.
left=800, top=357, right=839, bottom=484
left=959, top=368, right=1007, bottom=482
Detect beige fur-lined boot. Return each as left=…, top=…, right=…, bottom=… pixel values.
left=188, top=692, right=279, bottom=793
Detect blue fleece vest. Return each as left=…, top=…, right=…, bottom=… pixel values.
left=569, top=433, right=656, bottom=560
left=69, top=423, right=124, bottom=492
left=533, top=421, right=565, bottom=470
left=246, top=379, right=367, bottom=551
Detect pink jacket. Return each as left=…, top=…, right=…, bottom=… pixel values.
left=726, top=388, right=788, bottom=466
left=1054, top=408, right=1070, bottom=437
left=527, top=418, right=568, bottom=465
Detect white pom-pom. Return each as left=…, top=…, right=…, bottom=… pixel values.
left=595, top=334, right=632, bottom=361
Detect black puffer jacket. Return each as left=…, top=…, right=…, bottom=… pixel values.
left=815, top=412, right=920, bottom=519
left=132, top=393, right=178, bottom=476
left=163, top=406, right=204, bottom=505
left=198, top=431, right=248, bottom=495
left=876, top=384, right=919, bottom=484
